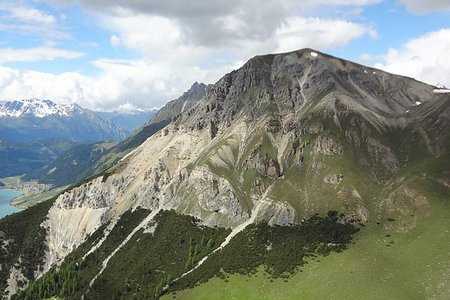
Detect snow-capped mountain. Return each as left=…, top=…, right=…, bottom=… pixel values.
left=0, top=99, right=82, bottom=118
left=0, top=99, right=127, bottom=142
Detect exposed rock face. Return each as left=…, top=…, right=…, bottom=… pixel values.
left=186, top=168, right=249, bottom=223
left=366, top=137, right=399, bottom=179
left=308, top=123, right=324, bottom=134
left=324, top=174, right=344, bottom=184
left=247, top=146, right=281, bottom=178
left=148, top=82, right=211, bottom=126
left=266, top=159, right=281, bottom=178
left=265, top=119, right=282, bottom=133
left=43, top=205, right=108, bottom=272
left=311, top=136, right=343, bottom=156
left=337, top=188, right=369, bottom=224
left=56, top=176, right=130, bottom=209
left=380, top=185, right=429, bottom=232
left=257, top=200, right=296, bottom=225
left=4, top=262, right=26, bottom=297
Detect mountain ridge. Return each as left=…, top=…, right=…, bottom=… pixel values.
left=0, top=99, right=82, bottom=119
left=1, top=48, right=449, bottom=299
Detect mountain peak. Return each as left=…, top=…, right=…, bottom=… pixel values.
left=0, top=99, right=81, bottom=118
left=165, top=48, right=443, bottom=144
left=180, top=82, right=209, bottom=102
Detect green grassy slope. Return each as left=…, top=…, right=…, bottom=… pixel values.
left=165, top=178, right=450, bottom=300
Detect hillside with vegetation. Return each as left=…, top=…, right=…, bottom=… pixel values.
left=1, top=49, right=449, bottom=299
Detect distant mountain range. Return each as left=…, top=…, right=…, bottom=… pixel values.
left=0, top=99, right=155, bottom=179
left=97, top=109, right=157, bottom=133
left=0, top=88, right=210, bottom=182
left=0, top=99, right=126, bottom=142
left=0, top=99, right=81, bottom=118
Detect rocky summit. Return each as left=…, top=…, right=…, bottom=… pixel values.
left=1, top=48, right=449, bottom=299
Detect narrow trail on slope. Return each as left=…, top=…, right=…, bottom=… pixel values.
left=167, top=184, right=274, bottom=289
left=83, top=206, right=164, bottom=297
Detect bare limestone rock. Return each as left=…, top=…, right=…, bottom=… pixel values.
left=257, top=200, right=296, bottom=225
left=324, top=174, right=344, bottom=184
left=311, top=136, right=343, bottom=156
left=190, top=168, right=249, bottom=223
left=247, top=146, right=282, bottom=178
left=337, top=188, right=369, bottom=223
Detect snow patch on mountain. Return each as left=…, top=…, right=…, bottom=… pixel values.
left=433, top=89, right=450, bottom=94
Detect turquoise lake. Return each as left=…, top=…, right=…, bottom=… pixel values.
left=0, top=189, right=22, bottom=219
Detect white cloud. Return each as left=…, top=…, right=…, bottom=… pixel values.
left=276, top=17, right=377, bottom=53
left=103, top=11, right=376, bottom=62
left=0, top=58, right=213, bottom=110
left=0, top=46, right=84, bottom=63
left=112, top=101, right=154, bottom=113
left=399, top=0, right=450, bottom=14
left=110, top=34, right=121, bottom=47
left=71, top=10, right=375, bottom=110
left=104, top=15, right=183, bottom=56
left=0, top=2, right=70, bottom=41
left=374, top=29, right=450, bottom=87
left=359, top=53, right=373, bottom=62
left=0, top=0, right=381, bottom=110
left=7, top=6, right=57, bottom=25
left=51, top=0, right=380, bottom=48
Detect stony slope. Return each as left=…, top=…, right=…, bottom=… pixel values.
left=1, top=49, right=449, bottom=299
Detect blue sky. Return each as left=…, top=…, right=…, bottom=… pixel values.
left=0, top=0, right=449, bottom=111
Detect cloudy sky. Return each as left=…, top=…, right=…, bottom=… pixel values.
left=0, top=0, right=449, bottom=111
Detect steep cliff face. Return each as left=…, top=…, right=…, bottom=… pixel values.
left=2, top=49, right=450, bottom=298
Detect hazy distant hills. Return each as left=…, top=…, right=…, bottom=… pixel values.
left=97, top=110, right=157, bottom=133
